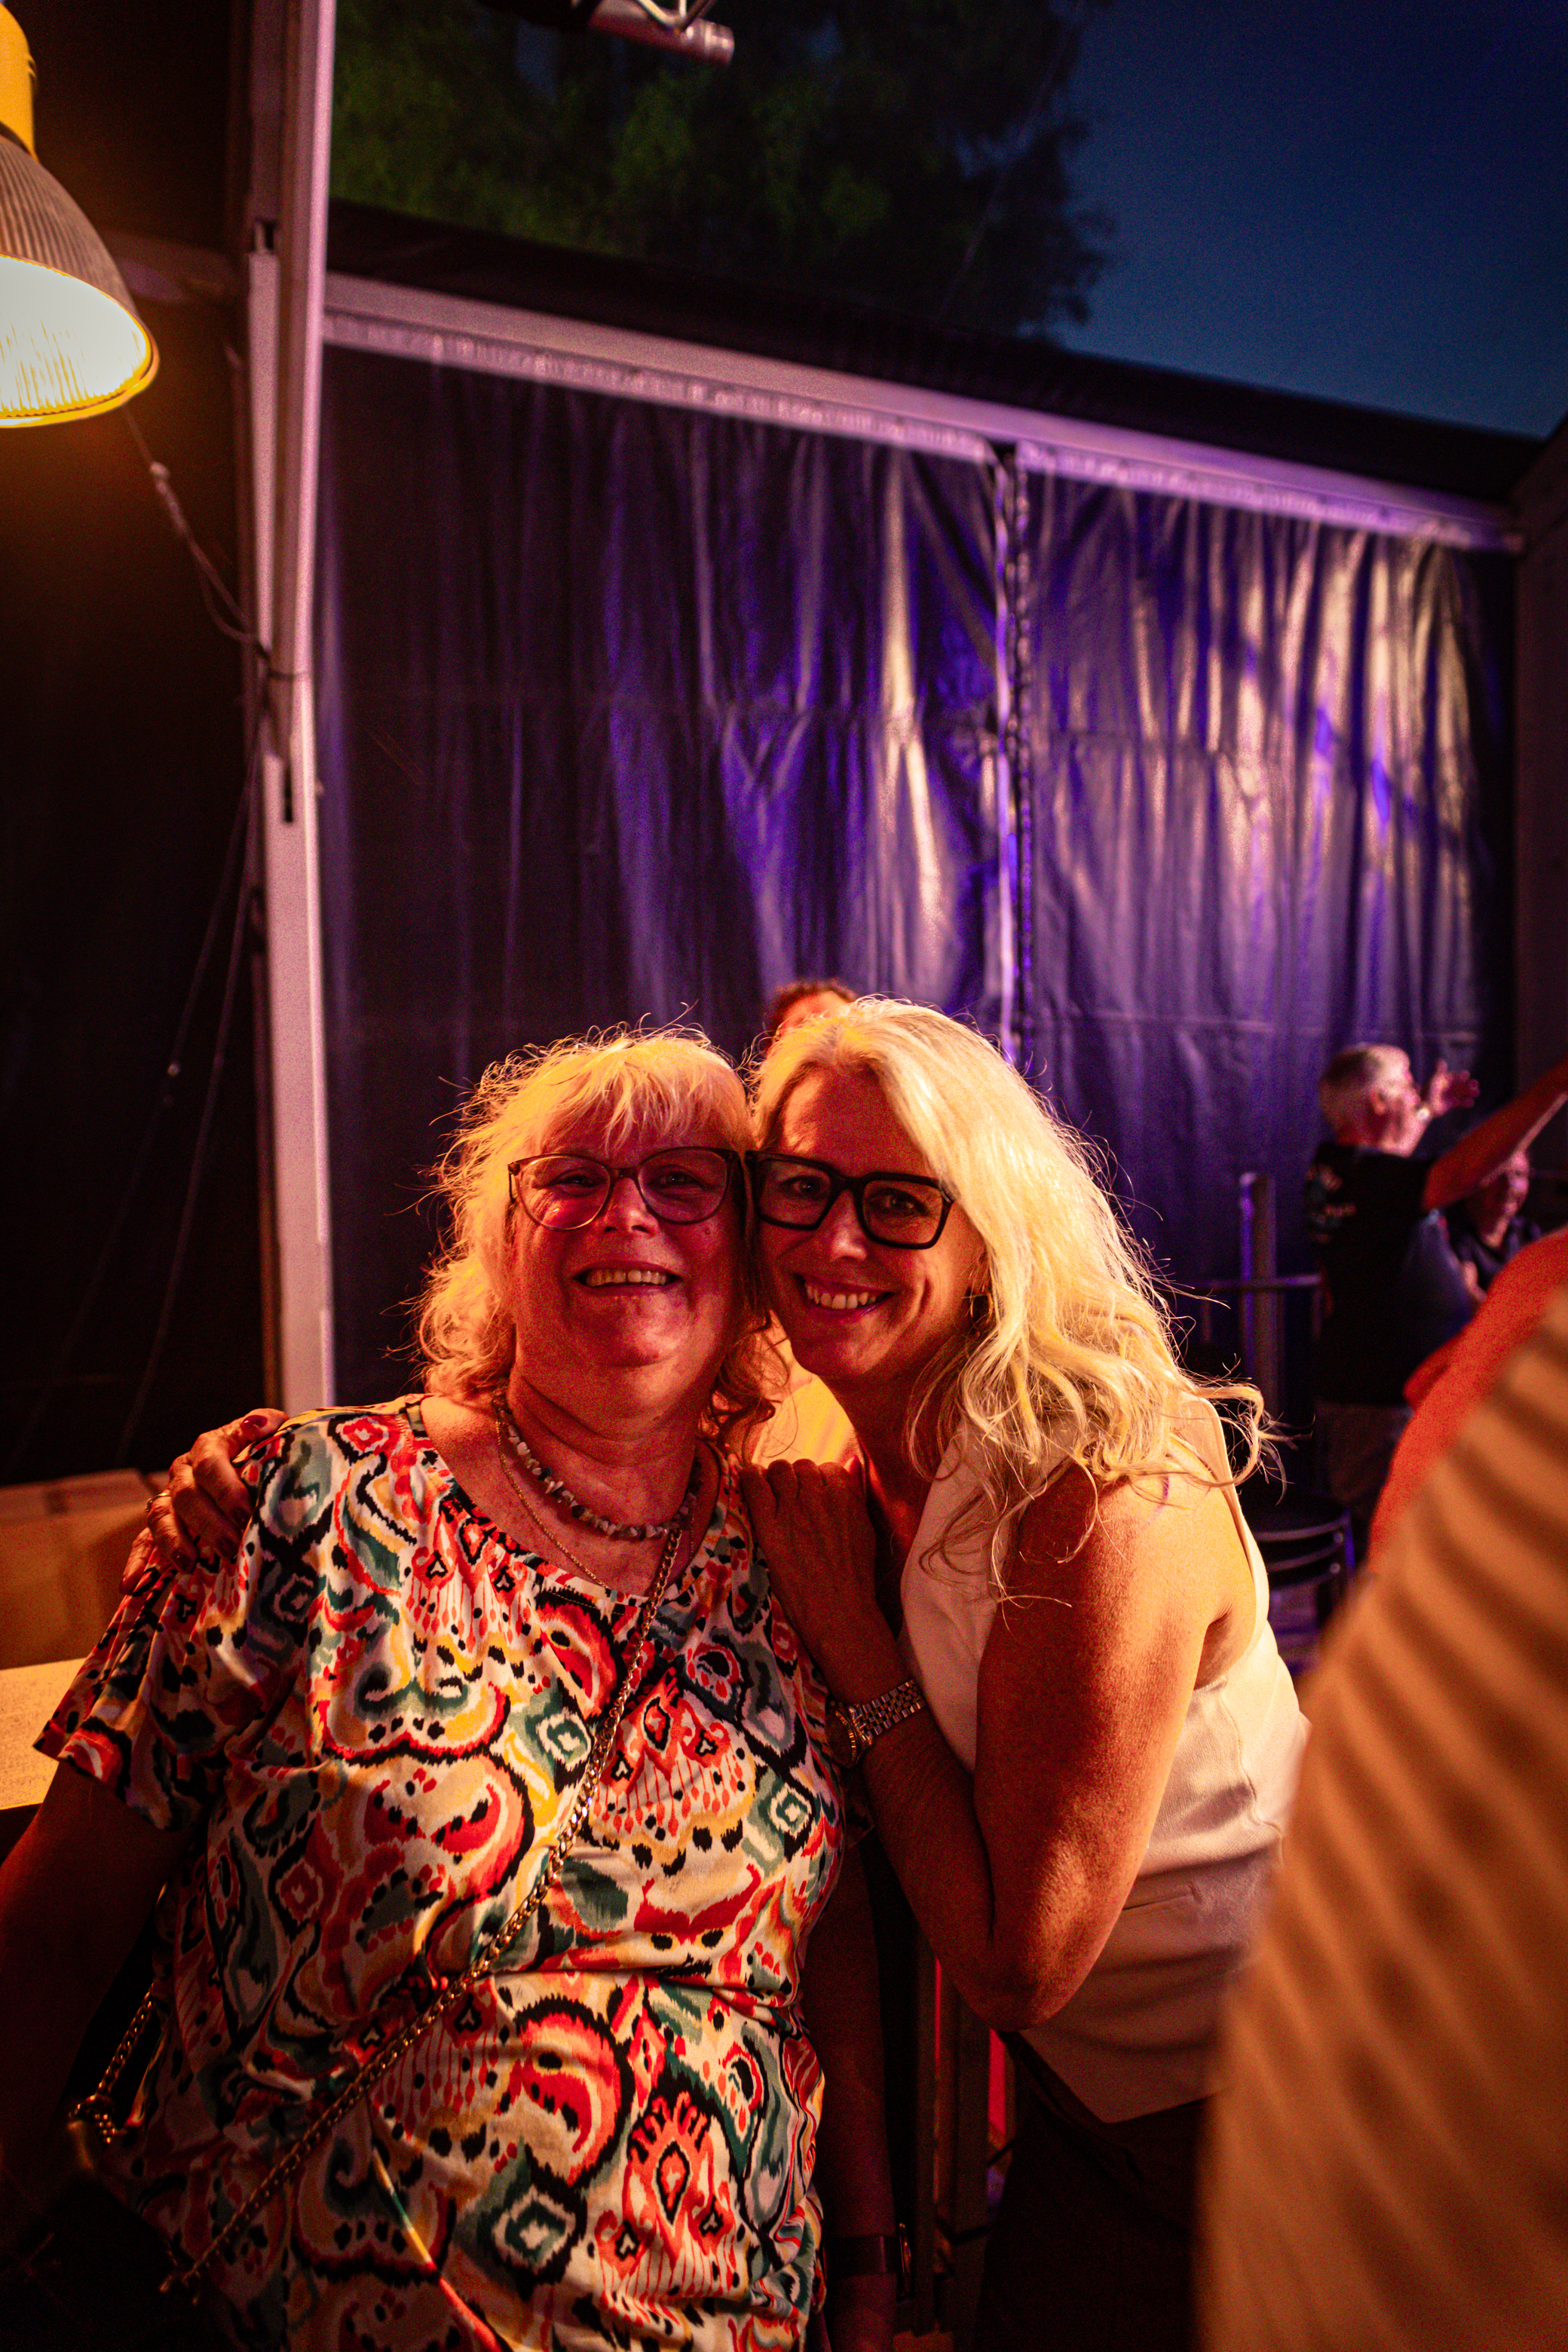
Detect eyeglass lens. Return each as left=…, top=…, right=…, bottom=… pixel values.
left=514, top=1149, right=732, bottom=1228
left=752, top=1156, right=948, bottom=1245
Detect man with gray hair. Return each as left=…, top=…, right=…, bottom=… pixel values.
left=1306, top=1041, right=1568, bottom=1559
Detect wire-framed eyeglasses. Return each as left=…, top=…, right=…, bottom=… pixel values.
left=509, top=1147, right=740, bottom=1230
left=748, top=1151, right=956, bottom=1248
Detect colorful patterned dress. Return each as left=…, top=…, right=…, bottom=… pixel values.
left=41, top=1403, right=845, bottom=2350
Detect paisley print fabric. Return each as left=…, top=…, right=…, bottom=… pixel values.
left=41, top=1401, right=844, bottom=2350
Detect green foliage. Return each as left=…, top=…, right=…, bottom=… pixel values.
left=331, top=0, right=1113, bottom=335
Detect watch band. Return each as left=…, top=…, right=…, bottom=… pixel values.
left=826, top=1677, right=927, bottom=1769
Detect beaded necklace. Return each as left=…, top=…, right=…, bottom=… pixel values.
left=492, top=1392, right=700, bottom=1542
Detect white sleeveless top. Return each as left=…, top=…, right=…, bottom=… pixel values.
left=899, top=1402, right=1306, bottom=2123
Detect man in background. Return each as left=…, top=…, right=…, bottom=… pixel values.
left=759, top=975, right=855, bottom=1052
left=1369, top=1221, right=1568, bottom=1554
left=1306, top=1042, right=1568, bottom=1559
left=1446, top=1147, right=1541, bottom=1299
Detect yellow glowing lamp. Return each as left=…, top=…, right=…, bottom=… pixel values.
left=0, top=5, right=156, bottom=424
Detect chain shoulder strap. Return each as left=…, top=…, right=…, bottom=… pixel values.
left=72, top=1983, right=162, bottom=2146
left=73, top=1514, right=684, bottom=2305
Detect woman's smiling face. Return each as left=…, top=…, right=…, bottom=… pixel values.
left=760, top=1066, right=985, bottom=1411
left=507, top=1111, right=744, bottom=1416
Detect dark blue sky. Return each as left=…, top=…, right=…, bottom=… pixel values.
left=1058, top=0, right=1568, bottom=437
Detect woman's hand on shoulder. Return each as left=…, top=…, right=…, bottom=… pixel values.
left=739, top=1459, right=894, bottom=1698
left=128, top=1408, right=285, bottom=1591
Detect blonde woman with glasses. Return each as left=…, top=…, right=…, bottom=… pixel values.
left=742, top=1000, right=1305, bottom=2352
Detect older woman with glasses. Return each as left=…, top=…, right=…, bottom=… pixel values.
left=740, top=1000, right=1306, bottom=2352
left=0, top=1032, right=893, bottom=2352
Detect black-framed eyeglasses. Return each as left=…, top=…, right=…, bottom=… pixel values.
left=747, top=1151, right=956, bottom=1248
left=509, top=1147, right=740, bottom=1230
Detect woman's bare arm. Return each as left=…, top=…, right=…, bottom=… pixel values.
left=800, top=1845, right=896, bottom=2352
left=0, top=1766, right=188, bottom=2195
left=746, top=1459, right=1242, bottom=2031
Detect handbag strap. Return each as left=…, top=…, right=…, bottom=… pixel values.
left=73, top=1983, right=164, bottom=2145
left=80, top=1511, right=685, bottom=2303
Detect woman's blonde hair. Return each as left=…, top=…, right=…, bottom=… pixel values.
left=418, top=1028, right=775, bottom=1443
left=752, top=999, right=1263, bottom=1572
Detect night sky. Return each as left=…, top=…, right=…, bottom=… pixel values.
left=1059, top=0, right=1568, bottom=437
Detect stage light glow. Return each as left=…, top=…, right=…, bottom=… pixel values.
left=0, top=8, right=158, bottom=425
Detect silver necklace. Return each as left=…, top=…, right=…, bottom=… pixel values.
left=493, top=1392, right=699, bottom=1542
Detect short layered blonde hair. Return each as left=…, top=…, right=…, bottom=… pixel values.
left=752, top=999, right=1262, bottom=1572
left=1317, top=1044, right=1410, bottom=1134
left=418, top=1029, right=774, bottom=1441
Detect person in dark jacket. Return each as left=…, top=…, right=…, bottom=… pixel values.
left=1446, top=1148, right=1542, bottom=1299
left=1306, top=1042, right=1568, bottom=1560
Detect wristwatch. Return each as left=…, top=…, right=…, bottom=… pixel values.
left=825, top=1678, right=927, bottom=1770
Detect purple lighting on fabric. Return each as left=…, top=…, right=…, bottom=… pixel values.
left=312, top=346, right=1508, bottom=1400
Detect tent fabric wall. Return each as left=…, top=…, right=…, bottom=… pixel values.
left=1009, top=467, right=1513, bottom=1291
left=315, top=345, right=1005, bottom=1401
left=312, top=338, right=1511, bottom=1404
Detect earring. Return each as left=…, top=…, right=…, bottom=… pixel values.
left=966, top=1288, right=991, bottom=1328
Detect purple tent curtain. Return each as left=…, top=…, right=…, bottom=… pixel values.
left=314, top=346, right=1003, bottom=1399
left=1007, top=469, right=1511, bottom=1323
left=312, top=341, right=1510, bottom=1404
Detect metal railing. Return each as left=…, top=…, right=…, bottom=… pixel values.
left=1184, top=1171, right=1323, bottom=1422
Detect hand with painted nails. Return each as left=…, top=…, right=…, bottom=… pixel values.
left=125, top=1409, right=284, bottom=1589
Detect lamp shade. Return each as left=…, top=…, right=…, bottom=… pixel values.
left=0, top=8, right=157, bottom=425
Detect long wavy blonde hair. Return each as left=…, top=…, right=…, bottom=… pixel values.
left=752, top=1000, right=1263, bottom=1573
left=417, top=1028, right=776, bottom=1444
